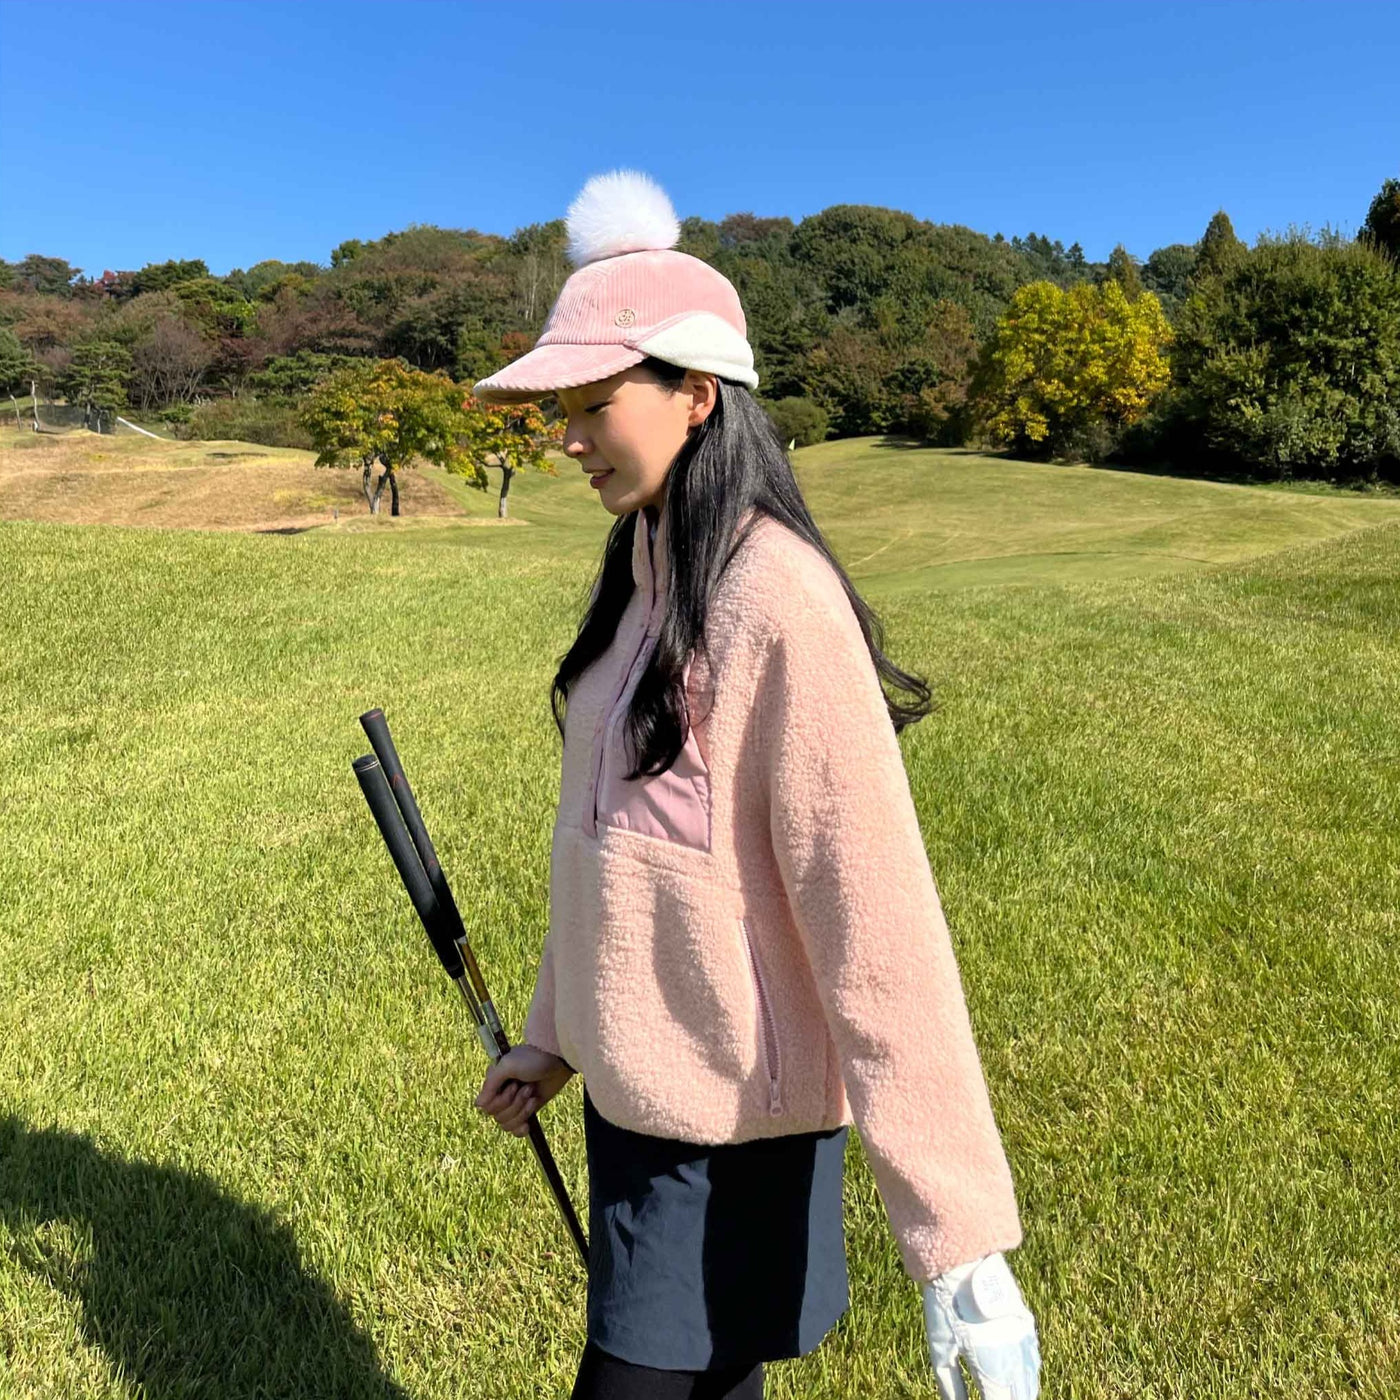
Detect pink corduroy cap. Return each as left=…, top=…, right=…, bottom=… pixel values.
left=473, top=171, right=759, bottom=404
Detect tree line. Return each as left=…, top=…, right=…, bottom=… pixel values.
left=2, top=174, right=1397, bottom=486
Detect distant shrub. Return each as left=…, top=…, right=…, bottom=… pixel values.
left=765, top=396, right=829, bottom=448
left=180, top=396, right=313, bottom=449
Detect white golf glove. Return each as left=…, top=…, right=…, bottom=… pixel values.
left=922, top=1251, right=1041, bottom=1400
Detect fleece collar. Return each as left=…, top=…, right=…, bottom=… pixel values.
left=630, top=504, right=669, bottom=623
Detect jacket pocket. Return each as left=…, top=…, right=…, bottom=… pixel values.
left=738, top=916, right=782, bottom=1115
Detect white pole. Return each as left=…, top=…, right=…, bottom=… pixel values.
left=115, top=416, right=166, bottom=439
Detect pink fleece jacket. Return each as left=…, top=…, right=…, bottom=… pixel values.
left=522, top=503, right=1024, bottom=1282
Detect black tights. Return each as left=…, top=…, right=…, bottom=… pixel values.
left=571, top=1340, right=764, bottom=1399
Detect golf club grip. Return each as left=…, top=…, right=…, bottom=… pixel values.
left=527, top=1117, right=590, bottom=1268
left=360, top=708, right=450, bottom=893
left=358, top=710, right=494, bottom=994
left=352, top=755, right=466, bottom=982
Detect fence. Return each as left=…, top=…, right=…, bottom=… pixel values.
left=3, top=398, right=168, bottom=438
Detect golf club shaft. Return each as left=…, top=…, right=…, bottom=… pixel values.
left=352, top=749, right=589, bottom=1270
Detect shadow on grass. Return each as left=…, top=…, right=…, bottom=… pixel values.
left=0, top=1116, right=409, bottom=1399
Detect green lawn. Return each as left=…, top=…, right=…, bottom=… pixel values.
left=2, top=441, right=1397, bottom=1397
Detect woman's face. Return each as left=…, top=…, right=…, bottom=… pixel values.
left=556, top=366, right=718, bottom=516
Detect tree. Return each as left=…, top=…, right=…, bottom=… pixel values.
left=1170, top=230, right=1400, bottom=480
left=300, top=359, right=474, bottom=515
left=0, top=327, right=37, bottom=427
left=801, top=325, right=900, bottom=437
left=891, top=299, right=979, bottom=443
left=1103, top=244, right=1143, bottom=300
left=60, top=341, right=133, bottom=430
left=971, top=280, right=1173, bottom=458
left=1360, top=176, right=1400, bottom=263
left=224, top=260, right=324, bottom=301
left=1010, top=232, right=1090, bottom=287
left=1194, top=210, right=1247, bottom=283
left=508, top=220, right=569, bottom=327
left=799, top=295, right=978, bottom=442
left=130, top=315, right=213, bottom=408
left=764, top=397, right=829, bottom=448
left=127, top=259, right=211, bottom=298
left=253, top=284, right=377, bottom=360
left=455, top=398, right=562, bottom=517
left=8, top=255, right=82, bottom=297
left=248, top=350, right=362, bottom=398
left=1142, top=244, right=1199, bottom=320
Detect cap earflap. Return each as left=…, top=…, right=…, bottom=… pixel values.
left=567, top=170, right=682, bottom=267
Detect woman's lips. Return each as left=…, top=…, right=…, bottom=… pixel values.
left=589, top=470, right=614, bottom=489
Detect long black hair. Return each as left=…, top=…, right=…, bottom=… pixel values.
left=550, top=358, right=934, bottom=781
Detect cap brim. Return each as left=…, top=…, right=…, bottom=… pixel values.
left=472, top=342, right=647, bottom=404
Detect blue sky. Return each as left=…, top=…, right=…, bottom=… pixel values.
left=1, top=0, right=1395, bottom=278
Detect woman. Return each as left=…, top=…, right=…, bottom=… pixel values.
left=472, top=171, right=1041, bottom=1400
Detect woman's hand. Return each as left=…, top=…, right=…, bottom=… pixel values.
left=474, top=1045, right=575, bottom=1137
left=922, top=1251, right=1041, bottom=1399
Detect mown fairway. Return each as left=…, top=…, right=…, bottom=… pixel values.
left=2, top=435, right=1397, bottom=1398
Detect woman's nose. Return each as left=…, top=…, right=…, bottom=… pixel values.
left=563, top=426, right=589, bottom=458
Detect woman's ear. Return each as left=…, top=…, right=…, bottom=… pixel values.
left=683, top=370, right=719, bottom=428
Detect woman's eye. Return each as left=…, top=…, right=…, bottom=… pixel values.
left=585, top=402, right=608, bottom=416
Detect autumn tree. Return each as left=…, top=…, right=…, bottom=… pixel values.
left=455, top=397, right=562, bottom=518
left=130, top=315, right=213, bottom=408
left=971, top=280, right=1173, bottom=459
left=300, top=359, right=473, bottom=516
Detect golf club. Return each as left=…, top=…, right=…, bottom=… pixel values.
left=352, top=722, right=588, bottom=1271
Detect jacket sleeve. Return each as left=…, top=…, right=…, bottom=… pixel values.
left=758, top=554, right=1024, bottom=1283
left=520, top=930, right=565, bottom=1062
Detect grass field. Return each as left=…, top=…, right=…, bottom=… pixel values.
left=1, top=434, right=1397, bottom=1397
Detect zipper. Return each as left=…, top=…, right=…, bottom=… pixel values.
left=739, top=917, right=782, bottom=1115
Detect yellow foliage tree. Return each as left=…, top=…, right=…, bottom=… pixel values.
left=972, top=280, right=1173, bottom=457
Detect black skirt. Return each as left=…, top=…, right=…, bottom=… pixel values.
left=582, top=1085, right=850, bottom=1371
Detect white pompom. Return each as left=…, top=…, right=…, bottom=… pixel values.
left=566, top=170, right=681, bottom=267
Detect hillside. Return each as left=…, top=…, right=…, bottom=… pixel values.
left=5, top=429, right=1398, bottom=596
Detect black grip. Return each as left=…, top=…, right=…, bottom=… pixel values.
left=352, top=754, right=465, bottom=981
left=359, top=708, right=474, bottom=949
